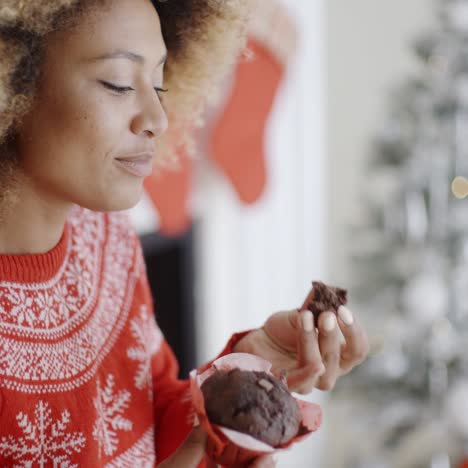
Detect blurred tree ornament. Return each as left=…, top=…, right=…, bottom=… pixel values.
left=428, top=318, right=460, bottom=362
left=401, top=272, right=449, bottom=324
left=446, top=0, right=468, bottom=31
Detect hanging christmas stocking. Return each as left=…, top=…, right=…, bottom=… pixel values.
left=143, top=150, right=193, bottom=236
left=209, top=3, right=296, bottom=204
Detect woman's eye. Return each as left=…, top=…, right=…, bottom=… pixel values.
left=100, top=81, right=134, bottom=94
left=155, top=87, right=168, bottom=98
left=99, top=81, right=168, bottom=98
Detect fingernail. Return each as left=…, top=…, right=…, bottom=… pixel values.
left=338, top=306, right=354, bottom=326
left=323, top=313, right=336, bottom=332
left=193, top=414, right=200, bottom=427
left=301, top=311, right=314, bottom=332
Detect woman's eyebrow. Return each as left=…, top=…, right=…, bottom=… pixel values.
left=91, top=50, right=167, bottom=67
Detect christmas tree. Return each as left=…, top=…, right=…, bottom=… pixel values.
left=331, top=1, right=468, bottom=467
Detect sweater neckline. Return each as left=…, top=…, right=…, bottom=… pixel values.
left=0, top=223, right=69, bottom=284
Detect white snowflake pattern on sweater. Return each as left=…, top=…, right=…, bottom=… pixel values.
left=0, top=400, right=86, bottom=467
left=127, top=305, right=162, bottom=400
left=92, top=374, right=133, bottom=457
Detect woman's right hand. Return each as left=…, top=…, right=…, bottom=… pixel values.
left=247, top=454, right=278, bottom=467
left=156, top=425, right=277, bottom=468
left=208, top=454, right=278, bottom=467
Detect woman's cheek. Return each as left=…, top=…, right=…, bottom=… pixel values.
left=84, top=97, right=130, bottom=145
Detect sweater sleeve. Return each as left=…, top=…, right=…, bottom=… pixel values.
left=152, top=331, right=251, bottom=465
left=131, top=232, right=250, bottom=464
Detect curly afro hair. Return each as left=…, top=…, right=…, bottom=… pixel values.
left=0, top=0, right=250, bottom=171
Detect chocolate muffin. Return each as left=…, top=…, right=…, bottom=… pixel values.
left=303, top=281, right=348, bottom=326
left=201, top=368, right=301, bottom=447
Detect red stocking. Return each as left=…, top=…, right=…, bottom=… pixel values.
left=209, top=38, right=285, bottom=204
left=143, top=151, right=193, bottom=236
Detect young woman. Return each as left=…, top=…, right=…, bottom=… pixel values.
left=0, top=1, right=369, bottom=466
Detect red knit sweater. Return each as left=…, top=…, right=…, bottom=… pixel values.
left=0, top=207, right=244, bottom=467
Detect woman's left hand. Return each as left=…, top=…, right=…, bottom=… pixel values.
left=233, top=306, right=369, bottom=394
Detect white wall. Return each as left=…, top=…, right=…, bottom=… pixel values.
left=326, top=0, right=435, bottom=285
left=195, top=1, right=327, bottom=466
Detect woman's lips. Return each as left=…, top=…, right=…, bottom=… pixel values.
left=114, top=153, right=154, bottom=177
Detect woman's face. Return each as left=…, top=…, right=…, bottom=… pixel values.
left=16, top=0, right=168, bottom=212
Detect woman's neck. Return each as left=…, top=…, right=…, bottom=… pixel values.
left=0, top=174, right=73, bottom=255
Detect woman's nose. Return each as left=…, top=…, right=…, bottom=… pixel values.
left=131, top=90, right=168, bottom=139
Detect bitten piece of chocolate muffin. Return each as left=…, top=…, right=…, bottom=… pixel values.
left=201, top=369, right=301, bottom=447
left=302, top=281, right=348, bottom=326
